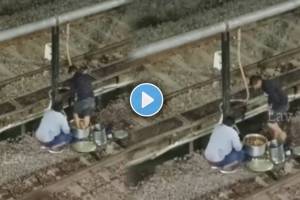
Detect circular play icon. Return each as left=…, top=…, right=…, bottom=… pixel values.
left=130, top=83, right=164, bottom=117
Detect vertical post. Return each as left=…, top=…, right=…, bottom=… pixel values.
left=21, top=124, right=26, bottom=135
left=221, top=31, right=231, bottom=117
left=51, top=22, right=60, bottom=102
left=189, top=141, right=194, bottom=155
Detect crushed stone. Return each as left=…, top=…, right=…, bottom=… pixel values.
left=130, top=153, right=256, bottom=200
left=0, top=135, right=77, bottom=185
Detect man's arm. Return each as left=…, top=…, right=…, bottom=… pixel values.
left=68, top=77, right=77, bottom=106
left=231, top=130, right=242, bottom=151
left=60, top=114, right=71, bottom=134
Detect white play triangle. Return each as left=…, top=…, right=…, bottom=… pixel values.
left=141, top=92, right=154, bottom=108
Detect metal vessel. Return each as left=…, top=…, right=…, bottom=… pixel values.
left=243, top=134, right=267, bottom=157
left=93, top=124, right=107, bottom=147
left=72, top=128, right=90, bottom=140
left=269, top=139, right=285, bottom=165
left=246, top=158, right=274, bottom=172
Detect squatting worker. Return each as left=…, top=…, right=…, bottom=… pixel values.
left=250, top=75, right=289, bottom=143
left=68, top=65, right=95, bottom=129
left=35, top=101, right=72, bottom=153
left=205, top=116, right=246, bottom=172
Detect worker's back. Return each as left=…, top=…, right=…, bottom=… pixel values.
left=205, top=124, right=242, bottom=163
left=71, top=72, right=94, bottom=101
left=262, top=79, right=288, bottom=110
left=35, top=110, right=70, bottom=143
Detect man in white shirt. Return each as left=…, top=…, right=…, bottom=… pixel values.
left=205, top=116, right=245, bottom=171
left=36, top=101, right=73, bottom=153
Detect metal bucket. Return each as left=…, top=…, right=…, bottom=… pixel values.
left=70, top=120, right=90, bottom=140
left=73, top=128, right=90, bottom=140
left=269, top=139, right=285, bottom=165
left=243, top=134, right=267, bottom=157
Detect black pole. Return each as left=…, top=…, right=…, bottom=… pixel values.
left=51, top=24, right=60, bottom=102
left=221, top=31, right=231, bottom=118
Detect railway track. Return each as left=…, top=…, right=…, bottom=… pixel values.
left=0, top=27, right=298, bottom=134
left=0, top=39, right=131, bottom=132
left=1, top=11, right=299, bottom=133
left=0, top=10, right=300, bottom=200
left=0, top=46, right=299, bottom=200
left=244, top=172, right=300, bottom=200
left=0, top=152, right=129, bottom=200
left=0, top=9, right=129, bottom=101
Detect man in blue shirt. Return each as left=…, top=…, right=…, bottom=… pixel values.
left=36, top=101, right=73, bottom=153
left=69, top=66, right=95, bottom=129
left=205, top=116, right=245, bottom=172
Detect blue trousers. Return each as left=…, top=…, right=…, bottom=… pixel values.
left=215, top=149, right=247, bottom=167
left=43, top=132, right=74, bottom=148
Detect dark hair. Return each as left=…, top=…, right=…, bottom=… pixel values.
left=80, top=66, right=88, bottom=73
left=68, top=65, right=78, bottom=74
left=223, top=116, right=235, bottom=127
left=52, top=101, right=63, bottom=112
left=249, top=75, right=262, bottom=86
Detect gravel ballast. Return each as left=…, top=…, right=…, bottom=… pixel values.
left=130, top=153, right=256, bottom=200
left=0, top=135, right=77, bottom=185
left=129, top=0, right=290, bottom=47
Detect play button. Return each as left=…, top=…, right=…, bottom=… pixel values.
left=141, top=92, right=154, bottom=108
left=130, top=83, right=164, bottom=117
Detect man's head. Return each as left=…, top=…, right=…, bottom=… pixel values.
left=68, top=65, right=78, bottom=75
left=52, top=101, right=63, bottom=112
left=250, top=75, right=263, bottom=90
left=222, top=116, right=235, bottom=127
left=80, top=66, right=89, bottom=74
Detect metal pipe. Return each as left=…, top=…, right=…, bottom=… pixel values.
left=0, top=0, right=130, bottom=42
left=130, top=0, right=300, bottom=60
left=51, top=24, right=60, bottom=102
left=221, top=31, right=231, bottom=117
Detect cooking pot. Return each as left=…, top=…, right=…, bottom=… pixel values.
left=243, top=134, right=267, bottom=157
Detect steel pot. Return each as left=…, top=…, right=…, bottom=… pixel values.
left=243, top=134, right=267, bottom=157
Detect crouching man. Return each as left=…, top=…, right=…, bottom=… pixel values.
left=205, top=116, right=246, bottom=173
left=35, top=101, right=73, bottom=153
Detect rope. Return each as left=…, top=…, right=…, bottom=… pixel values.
left=237, top=28, right=250, bottom=102
left=66, top=23, right=72, bottom=66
